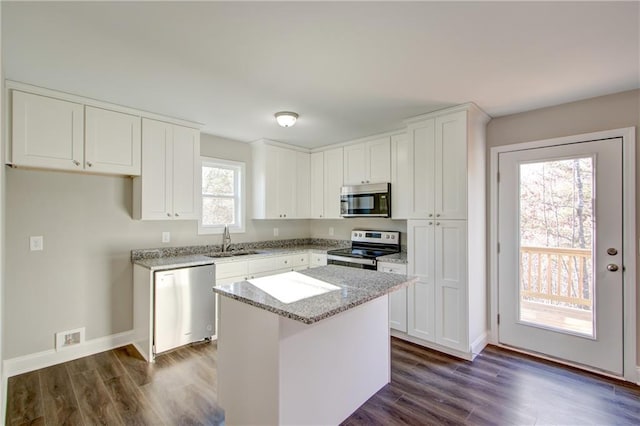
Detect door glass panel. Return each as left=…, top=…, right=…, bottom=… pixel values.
left=518, top=157, right=594, bottom=337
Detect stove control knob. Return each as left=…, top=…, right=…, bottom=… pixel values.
left=386, top=235, right=390, bottom=239
left=391, top=235, right=395, bottom=239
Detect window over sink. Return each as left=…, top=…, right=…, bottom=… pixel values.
left=198, top=157, right=245, bottom=234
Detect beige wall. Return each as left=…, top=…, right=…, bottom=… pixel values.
left=486, top=88, right=640, bottom=364
left=3, top=133, right=309, bottom=359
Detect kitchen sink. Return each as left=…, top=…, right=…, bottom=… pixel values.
left=206, top=250, right=261, bottom=258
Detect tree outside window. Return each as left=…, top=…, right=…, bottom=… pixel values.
left=199, top=157, right=245, bottom=234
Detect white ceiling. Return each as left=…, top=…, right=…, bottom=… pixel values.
left=3, top=1, right=639, bottom=148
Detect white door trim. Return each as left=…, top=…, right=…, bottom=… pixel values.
left=489, top=127, right=636, bottom=382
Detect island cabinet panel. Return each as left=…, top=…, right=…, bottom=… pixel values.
left=310, top=253, right=327, bottom=267
left=217, top=295, right=390, bottom=426
left=323, top=147, right=344, bottom=219
left=309, top=152, right=325, bottom=218
left=133, top=118, right=200, bottom=220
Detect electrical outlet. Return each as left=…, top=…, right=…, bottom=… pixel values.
left=55, top=327, right=85, bottom=350
left=273, top=228, right=279, bottom=237
left=30, top=236, right=44, bottom=251
left=162, top=232, right=171, bottom=243
left=329, top=227, right=334, bottom=236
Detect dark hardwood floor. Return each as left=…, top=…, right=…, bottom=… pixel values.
left=6, top=338, right=640, bottom=425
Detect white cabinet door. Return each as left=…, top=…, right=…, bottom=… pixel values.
left=172, top=125, right=200, bottom=220
left=379, top=262, right=408, bottom=333
left=139, top=119, right=173, bottom=219
left=343, top=138, right=390, bottom=185
left=343, top=143, right=367, bottom=185
left=11, top=90, right=84, bottom=171
left=310, top=253, right=327, bottom=267
left=276, top=147, right=297, bottom=218
left=295, top=152, right=311, bottom=219
left=435, top=111, right=467, bottom=219
left=408, top=119, right=436, bottom=219
left=136, top=118, right=199, bottom=220
left=323, top=147, right=344, bottom=219
left=366, top=137, right=391, bottom=184
left=435, top=220, right=467, bottom=351
left=310, top=152, right=325, bottom=218
left=407, top=220, right=436, bottom=342
left=85, top=106, right=141, bottom=175
left=391, top=133, right=410, bottom=219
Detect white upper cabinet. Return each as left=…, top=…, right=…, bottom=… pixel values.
left=309, top=152, right=325, bottom=218
left=11, top=90, right=84, bottom=172
left=252, top=141, right=310, bottom=219
left=11, top=89, right=142, bottom=175
left=401, top=107, right=485, bottom=220
left=323, top=147, right=344, bottom=219
left=133, top=118, right=200, bottom=220
left=390, top=133, right=410, bottom=219
left=343, top=137, right=391, bottom=185
left=295, top=151, right=311, bottom=219
left=85, top=106, right=141, bottom=175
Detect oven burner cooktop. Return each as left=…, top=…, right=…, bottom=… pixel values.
left=327, top=230, right=401, bottom=270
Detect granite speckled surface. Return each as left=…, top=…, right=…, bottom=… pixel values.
left=131, top=238, right=350, bottom=261
left=376, top=252, right=408, bottom=264
left=133, top=255, right=216, bottom=271
left=213, top=265, right=417, bottom=324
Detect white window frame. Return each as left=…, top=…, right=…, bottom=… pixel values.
left=198, top=157, right=246, bottom=235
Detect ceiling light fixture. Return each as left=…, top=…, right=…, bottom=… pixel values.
left=275, top=111, right=298, bottom=128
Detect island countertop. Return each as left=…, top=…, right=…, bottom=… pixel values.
left=212, top=265, right=417, bottom=324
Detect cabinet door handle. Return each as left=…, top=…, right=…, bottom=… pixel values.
left=175, top=213, right=179, bottom=217
left=73, top=160, right=80, bottom=166
left=86, top=161, right=93, bottom=167
left=429, top=222, right=433, bottom=225
left=436, top=222, right=440, bottom=226
left=428, top=213, right=433, bottom=218
left=436, top=214, right=441, bottom=217
left=167, top=213, right=172, bottom=217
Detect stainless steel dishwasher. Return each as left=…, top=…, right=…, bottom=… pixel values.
left=154, top=264, right=216, bottom=355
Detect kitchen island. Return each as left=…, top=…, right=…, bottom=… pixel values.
left=212, top=265, right=416, bottom=425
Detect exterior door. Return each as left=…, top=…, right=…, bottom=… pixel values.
left=498, top=138, right=623, bottom=374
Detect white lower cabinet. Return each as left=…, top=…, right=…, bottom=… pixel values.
left=398, top=219, right=484, bottom=360
left=378, top=262, right=408, bottom=333
left=310, top=253, right=327, bottom=267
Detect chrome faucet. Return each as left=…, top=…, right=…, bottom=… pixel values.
left=222, top=225, right=231, bottom=252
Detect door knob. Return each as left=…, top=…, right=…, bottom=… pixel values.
left=607, top=264, right=619, bottom=272
left=607, top=248, right=618, bottom=256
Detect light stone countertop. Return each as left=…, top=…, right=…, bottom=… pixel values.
left=213, top=265, right=417, bottom=324
left=376, top=252, right=408, bottom=264
left=133, top=245, right=339, bottom=271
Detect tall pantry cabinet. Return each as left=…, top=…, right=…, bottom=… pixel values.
left=397, top=104, right=490, bottom=360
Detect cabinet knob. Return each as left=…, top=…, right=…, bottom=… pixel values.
left=436, top=214, right=441, bottom=217
left=429, top=222, right=433, bottom=225
left=73, top=160, right=80, bottom=166
left=366, top=180, right=370, bottom=183
left=428, top=213, right=433, bottom=218
left=283, top=214, right=286, bottom=217
left=86, top=161, right=93, bottom=167
left=167, top=213, right=172, bottom=217
left=284, top=260, right=288, bottom=264
left=436, top=222, right=441, bottom=226
left=175, top=213, right=179, bottom=217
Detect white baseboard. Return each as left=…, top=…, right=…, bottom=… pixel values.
left=390, top=330, right=478, bottom=361
left=470, top=332, right=489, bottom=358
left=3, top=330, right=134, bottom=379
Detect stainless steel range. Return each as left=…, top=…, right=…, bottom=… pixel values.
left=327, top=230, right=400, bottom=270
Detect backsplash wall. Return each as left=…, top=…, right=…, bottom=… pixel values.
left=309, top=218, right=408, bottom=248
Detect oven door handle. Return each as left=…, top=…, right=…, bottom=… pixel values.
left=327, top=254, right=376, bottom=266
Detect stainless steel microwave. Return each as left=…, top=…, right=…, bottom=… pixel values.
left=340, top=183, right=391, bottom=218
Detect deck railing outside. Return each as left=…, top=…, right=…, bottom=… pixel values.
left=520, top=246, right=592, bottom=309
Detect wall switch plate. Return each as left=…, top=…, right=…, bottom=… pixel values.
left=273, top=228, right=279, bottom=237
left=162, top=232, right=170, bottom=243
left=329, top=227, right=334, bottom=236
left=30, top=236, right=44, bottom=251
